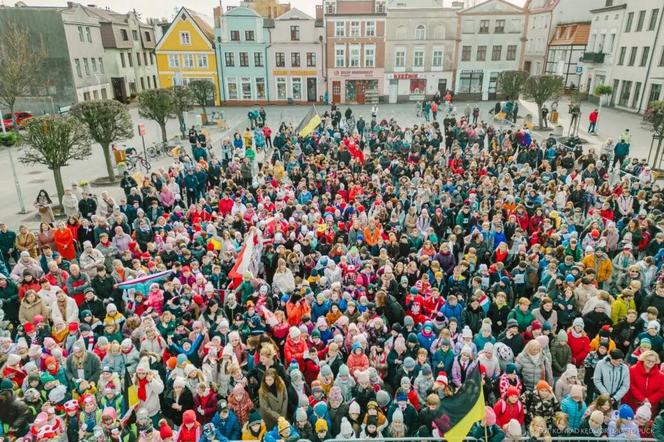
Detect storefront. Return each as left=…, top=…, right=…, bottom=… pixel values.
left=385, top=72, right=451, bottom=103
left=270, top=69, right=322, bottom=103
left=327, top=68, right=385, bottom=104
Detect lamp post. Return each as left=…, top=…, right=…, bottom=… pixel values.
left=0, top=111, right=27, bottom=214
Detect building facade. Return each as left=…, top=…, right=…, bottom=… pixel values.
left=84, top=6, right=158, bottom=102
left=544, top=22, right=590, bottom=89
left=267, top=9, right=325, bottom=103
left=454, top=0, right=526, bottom=101
left=155, top=7, right=221, bottom=105
left=610, top=0, right=664, bottom=113
left=324, top=0, right=387, bottom=104
left=384, top=0, right=459, bottom=103
left=0, top=3, right=111, bottom=111
left=215, top=7, right=270, bottom=104
left=240, top=0, right=291, bottom=19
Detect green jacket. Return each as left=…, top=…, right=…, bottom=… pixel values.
left=507, top=307, right=534, bottom=332
left=0, top=230, right=16, bottom=254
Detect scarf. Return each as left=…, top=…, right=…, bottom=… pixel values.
left=137, top=377, right=148, bottom=402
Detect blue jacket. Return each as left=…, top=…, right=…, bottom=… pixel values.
left=440, top=302, right=463, bottom=324
left=200, top=426, right=229, bottom=442
left=264, top=425, right=300, bottom=442
left=211, top=410, right=241, bottom=441
left=560, top=395, right=587, bottom=429
left=417, top=330, right=436, bottom=352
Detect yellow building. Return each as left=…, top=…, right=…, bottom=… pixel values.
left=155, top=7, right=221, bottom=105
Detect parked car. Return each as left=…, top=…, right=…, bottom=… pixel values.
left=1, top=112, right=33, bottom=130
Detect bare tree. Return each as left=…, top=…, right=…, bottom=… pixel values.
left=188, top=79, right=215, bottom=123
left=522, top=75, right=564, bottom=129
left=0, top=21, right=47, bottom=130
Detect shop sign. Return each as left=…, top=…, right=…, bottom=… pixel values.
left=388, top=73, right=419, bottom=80
left=272, top=69, right=318, bottom=76
left=333, top=69, right=375, bottom=77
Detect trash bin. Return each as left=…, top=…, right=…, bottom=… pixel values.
left=113, top=149, right=126, bottom=164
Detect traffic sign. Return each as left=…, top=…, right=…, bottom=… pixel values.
left=138, top=123, right=145, bottom=136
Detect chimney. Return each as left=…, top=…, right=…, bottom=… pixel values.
left=66, top=1, right=75, bottom=7
left=213, top=5, right=222, bottom=27
left=316, top=4, right=323, bottom=20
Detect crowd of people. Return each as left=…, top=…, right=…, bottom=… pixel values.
left=1, top=93, right=664, bottom=442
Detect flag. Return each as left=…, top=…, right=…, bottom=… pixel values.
left=228, top=227, right=263, bottom=285
left=296, top=106, right=321, bottom=138
left=116, top=270, right=172, bottom=295
left=433, top=363, right=485, bottom=442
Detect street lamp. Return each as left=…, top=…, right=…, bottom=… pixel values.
left=0, top=111, right=27, bottom=214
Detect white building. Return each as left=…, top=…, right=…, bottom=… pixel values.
left=454, top=0, right=526, bottom=101
left=384, top=0, right=459, bottom=103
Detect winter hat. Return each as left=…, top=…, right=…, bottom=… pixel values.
left=636, top=403, right=652, bottom=421
left=248, top=411, right=262, bottom=426
left=349, top=401, right=361, bottom=415
left=315, top=418, right=328, bottom=433
left=340, top=418, right=354, bottom=438
left=320, top=364, right=333, bottom=377
left=435, top=372, right=448, bottom=386
left=403, top=357, right=416, bottom=370
left=461, top=345, right=473, bottom=356
left=352, top=341, right=363, bottom=352
left=599, top=325, right=611, bottom=337
left=404, top=316, right=414, bottom=327
left=0, top=379, right=14, bottom=391
left=289, top=326, right=301, bottom=339
left=506, top=318, right=519, bottom=329
left=648, top=320, right=660, bottom=332
left=506, top=419, right=522, bottom=437
left=295, top=408, right=308, bottom=423
left=313, top=401, right=328, bottom=418
left=542, top=322, right=552, bottom=331
left=506, top=386, right=520, bottom=398
left=277, top=417, right=290, bottom=434
left=376, top=389, right=390, bottom=408
left=557, top=330, right=568, bottom=342
left=573, top=317, right=584, bottom=328
left=396, top=392, right=408, bottom=402
left=640, top=337, right=652, bottom=348
left=483, top=342, right=495, bottom=354
left=422, top=363, right=433, bottom=376
left=619, top=404, right=634, bottom=420
left=485, top=406, right=497, bottom=426
left=462, top=326, right=473, bottom=338
left=535, top=380, right=550, bottom=391
left=159, top=421, right=173, bottom=439
left=329, top=386, right=343, bottom=403
left=506, top=363, right=518, bottom=374
left=173, top=376, right=186, bottom=389
left=570, top=385, right=584, bottom=400
left=391, top=408, right=404, bottom=423
left=355, top=369, right=370, bottom=385
left=338, top=364, right=350, bottom=377
left=535, top=335, right=549, bottom=349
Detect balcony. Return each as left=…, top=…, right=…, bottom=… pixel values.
left=582, top=52, right=606, bottom=63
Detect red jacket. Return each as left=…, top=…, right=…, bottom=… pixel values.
left=284, top=335, right=308, bottom=369
left=567, top=331, right=590, bottom=367
left=623, top=361, right=664, bottom=415
left=493, top=399, right=524, bottom=428
left=589, top=111, right=599, bottom=123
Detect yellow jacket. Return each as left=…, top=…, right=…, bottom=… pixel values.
left=581, top=255, right=613, bottom=283
left=611, top=296, right=636, bottom=324
left=242, top=422, right=267, bottom=441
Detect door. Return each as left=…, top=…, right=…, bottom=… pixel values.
left=307, top=78, right=317, bottom=102
left=356, top=81, right=366, bottom=104
left=488, top=72, right=498, bottom=100
left=388, top=80, right=398, bottom=104
left=437, top=79, right=447, bottom=96
left=111, top=77, right=127, bottom=102
left=524, top=61, right=532, bottom=74
left=332, top=81, right=341, bottom=104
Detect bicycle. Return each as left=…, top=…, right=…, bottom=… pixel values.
left=146, top=141, right=170, bottom=159
left=125, top=150, right=151, bottom=172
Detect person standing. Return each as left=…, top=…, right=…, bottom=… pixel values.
left=588, top=109, right=599, bottom=134
left=541, top=105, right=549, bottom=128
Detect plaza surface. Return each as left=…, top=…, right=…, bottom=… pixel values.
left=0, top=97, right=657, bottom=228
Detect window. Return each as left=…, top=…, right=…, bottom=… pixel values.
left=86, top=27, right=92, bottom=43
left=491, top=45, right=502, bottom=61
left=93, top=90, right=99, bottom=100
left=225, top=52, right=235, bottom=67
left=306, top=52, right=316, bottom=67
left=641, top=47, right=650, bottom=66
left=292, top=78, right=302, bottom=100
left=145, top=31, right=151, bottom=42
left=335, top=45, right=345, bottom=67
left=636, top=10, right=646, bottom=31
left=631, top=81, right=642, bottom=108
left=649, top=83, right=662, bottom=104
left=619, top=80, right=632, bottom=106
left=366, top=21, right=375, bottom=37
left=153, top=75, right=157, bottom=87
left=99, top=58, right=104, bottom=74
left=254, top=52, right=263, bottom=67
left=146, top=77, right=151, bottom=89
left=506, top=45, right=517, bottom=61
left=628, top=46, right=637, bottom=65
left=290, top=26, right=300, bottom=41
left=75, top=59, right=82, bottom=78
left=230, top=30, right=240, bottom=41
left=101, top=88, right=107, bottom=99
left=618, top=46, right=626, bottom=65
left=660, top=47, right=664, bottom=66
left=458, top=71, right=483, bottom=94
left=649, top=9, right=659, bottom=31
left=245, top=30, right=255, bottom=41
left=462, top=45, right=471, bottom=61
left=83, top=58, right=90, bottom=75
left=350, top=21, right=360, bottom=37
left=183, top=54, right=194, bottom=68
left=180, top=31, right=191, bottom=45
left=607, top=33, right=616, bottom=53
left=83, top=92, right=90, bottom=101
left=241, top=77, right=252, bottom=100
left=335, top=22, right=345, bottom=37
left=121, top=29, right=129, bottom=41
left=78, top=26, right=84, bottom=42
left=395, top=50, right=405, bottom=68
left=140, top=77, right=145, bottom=90
left=365, top=45, right=375, bottom=67
left=495, top=19, right=505, bottom=33
left=120, top=52, right=126, bottom=68
left=239, top=52, right=249, bottom=67
left=432, top=49, right=443, bottom=67
left=479, top=20, right=489, bottom=34
left=150, top=53, right=154, bottom=65
left=227, top=77, right=238, bottom=100
left=132, top=30, right=138, bottom=41
left=91, top=58, right=97, bottom=73
left=136, top=52, right=141, bottom=66
left=143, top=52, right=148, bottom=65
left=255, top=78, right=265, bottom=100
left=349, top=45, right=360, bottom=67
left=275, top=52, right=285, bottom=67
left=476, top=45, right=486, bottom=61
left=277, top=77, right=287, bottom=99
left=198, top=54, right=209, bottom=69
left=290, top=52, right=300, bottom=67
left=413, top=49, right=424, bottom=68
left=415, top=25, right=426, bottom=40
left=625, top=12, right=634, bottom=32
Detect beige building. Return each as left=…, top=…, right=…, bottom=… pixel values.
left=384, top=0, right=460, bottom=103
